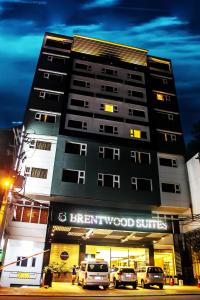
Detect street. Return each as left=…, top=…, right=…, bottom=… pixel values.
left=1, top=296, right=200, bottom=300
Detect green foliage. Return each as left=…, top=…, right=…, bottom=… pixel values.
left=43, top=262, right=70, bottom=273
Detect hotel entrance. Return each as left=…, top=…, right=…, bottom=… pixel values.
left=47, top=226, right=175, bottom=282
left=46, top=203, right=177, bottom=282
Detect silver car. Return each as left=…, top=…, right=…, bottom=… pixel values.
left=110, top=267, right=137, bottom=289
left=137, top=266, right=164, bottom=289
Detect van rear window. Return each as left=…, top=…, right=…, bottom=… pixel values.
left=88, top=264, right=108, bottom=272
left=147, top=267, right=163, bottom=273
left=120, top=268, right=135, bottom=273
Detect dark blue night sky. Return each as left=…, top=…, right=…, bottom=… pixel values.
left=0, top=0, right=200, bottom=142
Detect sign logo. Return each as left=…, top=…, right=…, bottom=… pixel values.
left=60, top=251, right=69, bottom=260
left=58, top=212, right=67, bottom=223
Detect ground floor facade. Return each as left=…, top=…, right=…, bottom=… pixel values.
left=0, top=201, right=192, bottom=287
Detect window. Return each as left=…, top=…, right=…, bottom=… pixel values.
left=163, top=78, right=168, bottom=85
left=156, top=93, right=164, bottom=101
left=45, top=38, right=72, bottom=50
left=168, top=114, right=174, bottom=121
left=101, top=85, right=118, bottom=93
left=127, top=73, right=143, bottom=81
left=31, top=168, right=48, bottom=179
left=131, top=151, right=151, bottom=164
left=99, top=125, right=118, bottom=135
left=102, top=68, right=118, bottom=76
left=70, top=98, right=89, bottom=108
left=161, top=183, right=180, bottom=193
left=131, top=177, right=152, bottom=192
left=75, top=62, right=92, bottom=71
left=156, top=93, right=171, bottom=102
left=39, top=91, right=60, bottom=102
left=100, top=103, right=118, bottom=113
left=73, top=79, right=90, bottom=88
left=47, top=55, right=53, bottom=62
left=29, top=140, right=51, bottom=151
left=159, top=157, right=177, bottom=167
left=68, top=120, right=87, bottom=130
left=24, top=167, right=48, bottom=179
left=65, top=142, right=87, bottom=156
left=128, top=109, right=145, bottom=118
left=130, top=129, right=147, bottom=139
left=35, top=113, right=56, bottom=123
left=128, top=90, right=144, bottom=98
left=32, top=257, right=36, bottom=267
left=62, top=169, right=85, bottom=184
left=43, top=72, right=63, bottom=82
left=98, top=173, right=120, bottom=189
left=99, top=147, right=120, bottom=160
left=16, top=256, right=28, bottom=267
left=161, top=132, right=176, bottom=142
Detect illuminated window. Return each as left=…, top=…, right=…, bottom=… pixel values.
left=29, top=140, right=51, bottom=151
left=24, top=167, right=48, bottom=179
left=156, top=94, right=164, bottom=101
left=130, top=129, right=141, bottom=139
left=100, top=103, right=118, bottom=113
left=35, top=113, right=56, bottom=123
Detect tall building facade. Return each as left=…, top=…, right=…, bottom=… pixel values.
left=0, top=33, right=191, bottom=286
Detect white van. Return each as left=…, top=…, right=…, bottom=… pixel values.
left=77, top=260, right=110, bottom=289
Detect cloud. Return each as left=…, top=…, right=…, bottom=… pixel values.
left=82, top=0, right=120, bottom=9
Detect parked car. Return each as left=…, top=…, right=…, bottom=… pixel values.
left=110, top=266, right=137, bottom=289
left=77, top=260, right=110, bottom=289
left=136, top=266, right=165, bottom=289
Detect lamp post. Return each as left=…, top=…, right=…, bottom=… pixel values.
left=0, top=174, right=13, bottom=248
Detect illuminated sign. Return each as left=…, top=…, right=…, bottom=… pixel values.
left=17, top=272, right=30, bottom=279
left=57, top=212, right=168, bottom=231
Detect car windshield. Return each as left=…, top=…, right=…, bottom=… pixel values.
left=88, top=264, right=108, bottom=272
left=147, top=267, right=163, bottom=273
left=120, top=268, right=135, bottom=273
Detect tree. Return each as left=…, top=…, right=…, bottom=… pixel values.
left=186, top=121, right=200, bottom=159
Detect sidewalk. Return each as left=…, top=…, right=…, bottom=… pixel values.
left=1, top=283, right=200, bottom=297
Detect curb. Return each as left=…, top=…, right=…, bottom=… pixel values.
left=1, top=293, right=200, bottom=297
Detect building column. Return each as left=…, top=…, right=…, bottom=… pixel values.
left=79, top=244, right=86, bottom=265
left=148, top=243, right=155, bottom=266
left=173, top=233, right=183, bottom=276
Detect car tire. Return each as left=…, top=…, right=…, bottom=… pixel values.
left=141, top=280, right=146, bottom=288
left=114, top=278, right=119, bottom=288
left=82, top=280, right=86, bottom=289
left=132, top=282, right=137, bottom=289
left=159, top=284, right=163, bottom=289
left=104, top=285, right=109, bottom=290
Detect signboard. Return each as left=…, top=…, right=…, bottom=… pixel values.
left=51, top=205, right=173, bottom=233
